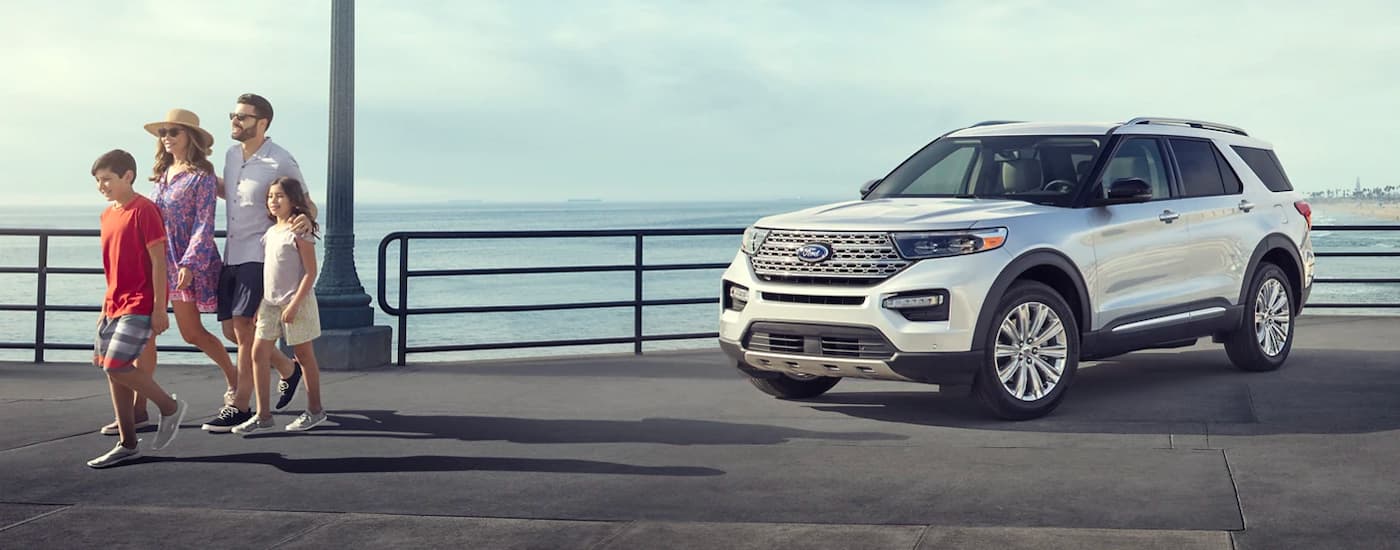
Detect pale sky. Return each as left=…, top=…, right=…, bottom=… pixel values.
left=2, top=0, right=1397, bottom=206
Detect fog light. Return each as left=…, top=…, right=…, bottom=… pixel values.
left=724, top=282, right=749, bottom=311
left=882, top=291, right=950, bottom=321
left=882, top=294, right=944, bottom=309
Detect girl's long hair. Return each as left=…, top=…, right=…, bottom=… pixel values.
left=150, top=126, right=215, bottom=182
left=267, top=177, right=320, bottom=238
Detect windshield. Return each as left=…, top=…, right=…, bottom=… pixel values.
left=867, top=135, right=1104, bottom=206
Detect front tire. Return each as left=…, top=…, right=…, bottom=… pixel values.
left=973, top=281, right=1080, bottom=420
left=1223, top=263, right=1294, bottom=372
left=747, top=372, right=841, bottom=399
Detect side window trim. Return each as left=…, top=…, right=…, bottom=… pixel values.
left=1212, top=144, right=1244, bottom=195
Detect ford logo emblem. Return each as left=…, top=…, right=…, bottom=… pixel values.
left=796, top=243, right=832, bottom=263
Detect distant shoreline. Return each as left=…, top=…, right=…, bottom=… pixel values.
left=1311, top=200, right=1400, bottom=223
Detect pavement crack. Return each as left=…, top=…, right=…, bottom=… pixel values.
left=0, top=504, right=71, bottom=533
left=1220, top=449, right=1248, bottom=532
left=588, top=519, right=636, bottom=550
left=269, top=512, right=350, bottom=548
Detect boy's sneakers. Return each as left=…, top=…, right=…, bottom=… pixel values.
left=99, top=418, right=150, bottom=436
left=275, top=360, right=303, bottom=411
left=152, top=395, right=187, bottom=451
left=232, top=415, right=275, bottom=435
left=285, top=410, right=327, bottom=432
left=87, top=441, right=141, bottom=469
left=201, top=406, right=252, bottom=433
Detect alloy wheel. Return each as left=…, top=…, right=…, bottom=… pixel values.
left=993, top=302, right=1069, bottom=402
left=1254, top=278, right=1291, bottom=357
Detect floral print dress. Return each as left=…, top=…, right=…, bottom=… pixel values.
left=153, top=170, right=223, bottom=312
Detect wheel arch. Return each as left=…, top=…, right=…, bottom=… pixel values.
left=1241, top=234, right=1304, bottom=314
left=971, top=250, right=1091, bottom=351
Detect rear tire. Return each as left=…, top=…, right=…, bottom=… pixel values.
left=747, top=373, right=841, bottom=399
left=1223, top=263, right=1294, bottom=372
left=973, top=281, right=1080, bottom=420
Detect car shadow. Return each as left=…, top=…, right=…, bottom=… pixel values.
left=799, top=347, right=1400, bottom=435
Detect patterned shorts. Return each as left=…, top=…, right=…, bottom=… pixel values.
left=93, top=315, right=153, bottom=372
left=255, top=295, right=322, bottom=346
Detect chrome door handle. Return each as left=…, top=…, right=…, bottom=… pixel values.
left=1158, top=210, right=1180, bottom=223
left=1238, top=200, right=1255, bottom=212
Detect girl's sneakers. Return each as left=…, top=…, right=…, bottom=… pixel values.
left=285, top=410, right=327, bottom=432
left=232, top=415, right=275, bottom=435
left=87, top=441, right=141, bottom=468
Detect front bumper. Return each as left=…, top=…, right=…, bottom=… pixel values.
left=720, top=337, right=980, bottom=385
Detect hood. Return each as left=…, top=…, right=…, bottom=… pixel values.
left=754, top=198, right=1061, bottom=231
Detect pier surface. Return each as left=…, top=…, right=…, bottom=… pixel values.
left=2, top=315, right=1398, bottom=549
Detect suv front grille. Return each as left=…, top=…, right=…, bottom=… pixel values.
left=761, top=292, right=865, bottom=306
left=751, top=230, right=910, bottom=284
left=744, top=322, right=894, bottom=360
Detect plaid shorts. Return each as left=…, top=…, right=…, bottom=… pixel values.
left=93, top=315, right=153, bottom=372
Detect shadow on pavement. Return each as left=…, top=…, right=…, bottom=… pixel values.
left=124, top=453, right=725, bottom=476
left=802, top=348, right=1400, bottom=435
left=243, top=410, right=907, bottom=445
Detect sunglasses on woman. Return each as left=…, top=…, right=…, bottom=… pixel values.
left=156, top=127, right=182, bottom=138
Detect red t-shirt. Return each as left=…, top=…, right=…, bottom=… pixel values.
left=100, top=195, right=167, bottom=317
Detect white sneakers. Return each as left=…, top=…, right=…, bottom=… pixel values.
left=87, top=440, right=141, bottom=468
left=285, top=410, right=327, bottom=432
left=152, top=396, right=187, bottom=451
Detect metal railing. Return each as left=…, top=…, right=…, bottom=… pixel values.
left=4, top=224, right=1400, bottom=364
left=376, top=228, right=742, bottom=366
left=0, top=228, right=236, bottom=363
left=1306, top=224, right=1400, bottom=308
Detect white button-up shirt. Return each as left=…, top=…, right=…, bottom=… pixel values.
left=222, top=138, right=308, bottom=265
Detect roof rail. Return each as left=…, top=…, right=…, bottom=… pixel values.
left=970, top=120, right=1024, bottom=127
left=1122, top=117, right=1248, bottom=136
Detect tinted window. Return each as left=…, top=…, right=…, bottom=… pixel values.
left=1170, top=139, right=1226, bottom=197
left=1101, top=138, right=1170, bottom=199
left=1214, top=147, right=1243, bottom=194
left=1232, top=146, right=1294, bottom=192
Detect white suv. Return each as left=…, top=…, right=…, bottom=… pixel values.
left=719, top=117, right=1315, bottom=419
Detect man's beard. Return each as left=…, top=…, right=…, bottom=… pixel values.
left=231, top=125, right=254, bottom=143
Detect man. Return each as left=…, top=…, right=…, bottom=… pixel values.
left=203, top=93, right=314, bottom=432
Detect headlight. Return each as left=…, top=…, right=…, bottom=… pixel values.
left=741, top=226, right=770, bottom=255
left=890, top=227, right=1007, bottom=259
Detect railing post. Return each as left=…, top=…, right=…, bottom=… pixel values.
left=398, top=237, right=408, bottom=366
left=634, top=234, right=643, bottom=355
left=34, top=235, right=47, bottom=363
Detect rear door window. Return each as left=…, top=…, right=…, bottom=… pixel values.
left=1170, top=139, right=1227, bottom=197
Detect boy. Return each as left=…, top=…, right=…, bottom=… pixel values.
left=89, top=149, right=188, bottom=468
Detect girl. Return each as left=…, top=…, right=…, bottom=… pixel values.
left=232, top=177, right=326, bottom=434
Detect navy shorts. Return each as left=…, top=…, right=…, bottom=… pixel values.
left=217, top=262, right=264, bottom=321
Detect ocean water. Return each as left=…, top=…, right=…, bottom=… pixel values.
left=1, top=200, right=1396, bottom=364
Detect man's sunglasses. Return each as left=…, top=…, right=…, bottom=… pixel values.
left=229, top=113, right=265, bottom=123
left=156, top=127, right=182, bottom=138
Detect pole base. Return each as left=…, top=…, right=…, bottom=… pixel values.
left=297, top=325, right=392, bottom=370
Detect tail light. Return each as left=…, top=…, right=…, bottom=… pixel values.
left=1294, top=201, right=1312, bottom=230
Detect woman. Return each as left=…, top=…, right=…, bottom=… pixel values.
left=99, top=109, right=236, bottom=435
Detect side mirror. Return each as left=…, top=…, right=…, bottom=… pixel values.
left=1103, top=178, right=1153, bottom=204
left=860, top=178, right=882, bottom=198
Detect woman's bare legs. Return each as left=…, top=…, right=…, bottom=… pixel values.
left=172, top=301, right=237, bottom=390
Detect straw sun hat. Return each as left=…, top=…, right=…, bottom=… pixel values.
left=143, top=108, right=214, bottom=150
